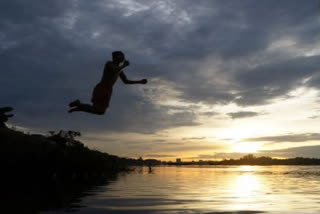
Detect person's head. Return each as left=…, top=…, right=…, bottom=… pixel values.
left=112, top=51, right=125, bottom=64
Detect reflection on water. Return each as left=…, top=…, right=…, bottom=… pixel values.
left=43, top=166, right=320, bottom=214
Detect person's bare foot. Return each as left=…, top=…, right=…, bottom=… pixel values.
left=69, top=99, right=80, bottom=108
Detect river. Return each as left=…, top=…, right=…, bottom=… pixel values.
left=43, top=165, right=320, bottom=214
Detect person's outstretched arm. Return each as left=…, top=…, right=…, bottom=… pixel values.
left=119, top=72, right=147, bottom=84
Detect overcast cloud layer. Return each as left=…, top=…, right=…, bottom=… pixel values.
left=1, top=0, right=320, bottom=158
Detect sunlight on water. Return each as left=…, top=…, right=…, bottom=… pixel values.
left=234, top=174, right=260, bottom=197
left=44, top=166, right=320, bottom=214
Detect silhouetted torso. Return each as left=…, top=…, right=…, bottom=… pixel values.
left=100, top=61, right=120, bottom=88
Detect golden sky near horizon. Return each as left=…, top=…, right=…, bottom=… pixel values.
left=2, top=0, right=320, bottom=160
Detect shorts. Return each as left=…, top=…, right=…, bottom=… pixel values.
left=91, top=83, right=113, bottom=110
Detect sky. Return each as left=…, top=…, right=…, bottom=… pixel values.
left=1, top=0, right=320, bottom=160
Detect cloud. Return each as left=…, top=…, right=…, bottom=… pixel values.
left=309, top=115, right=320, bottom=119
left=152, top=139, right=167, bottom=142
left=259, top=145, right=320, bottom=158
left=227, top=111, right=262, bottom=119
left=234, top=55, right=320, bottom=106
left=245, top=133, right=320, bottom=143
left=1, top=0, right=320, bottom=149
left=195, top=154, right=217, bottom=159
left=145, top=154, right=175, bottom=158
left=124, top=140, right=225, bottom=155
left=199, top=111, right=217, bottom=116
left=182, top=137, right=206, bottom=141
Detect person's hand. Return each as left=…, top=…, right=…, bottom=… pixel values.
left=123, top=60, right=130, bottom=67
left=141, top=79, right=147, bottom=84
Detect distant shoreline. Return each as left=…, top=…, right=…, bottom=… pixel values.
left=159, top=163, right=320, bottom=166
left=161, top=154, right=320, bottom=166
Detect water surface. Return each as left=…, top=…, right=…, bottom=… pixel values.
left=44, top=166, right=320, bottom=214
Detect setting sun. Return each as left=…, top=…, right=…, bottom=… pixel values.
left=233, top=142, right=261, bottom=153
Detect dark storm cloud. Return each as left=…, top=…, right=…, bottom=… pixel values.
left=104, top=97, right=200, bottom=133
left=1, top=0, right=320, bottom=134
left=235, top=55, right=320, bottom=106
left=245, top=133, right=320, bottom=143
left=0, top=0, right=200, bottom=133
left=135, top=0, right=320, bottom=106
left=227, top=111, right=262, bottom=119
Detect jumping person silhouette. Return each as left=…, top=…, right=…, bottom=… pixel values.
left=68, top=51, right=147, bottom=115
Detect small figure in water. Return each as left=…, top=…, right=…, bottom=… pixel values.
left=68, top=51, right=147, bottom=115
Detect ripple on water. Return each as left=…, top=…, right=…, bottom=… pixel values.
left=42, top=166, right=320, bottom=214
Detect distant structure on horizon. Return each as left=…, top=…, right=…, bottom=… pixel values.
left=176, top=158, right=182, bottom=163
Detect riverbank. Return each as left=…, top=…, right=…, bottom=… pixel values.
left=0, top=126, right=132, bottom=213
left=0, top=128, right=131, bottom=181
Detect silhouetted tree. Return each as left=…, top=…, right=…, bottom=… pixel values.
left=48, top=130, right=84, bottom=148
left=0, top=106, right=14, bottom=128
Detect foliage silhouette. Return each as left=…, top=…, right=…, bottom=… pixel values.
left=0, top=109, right=158, bottom=213
left=0, top=106, right=14, bottom=128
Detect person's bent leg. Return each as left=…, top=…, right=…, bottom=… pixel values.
left=69, top=103, right=106, bottom=115
left=92, top=103, right=107, bottom=115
